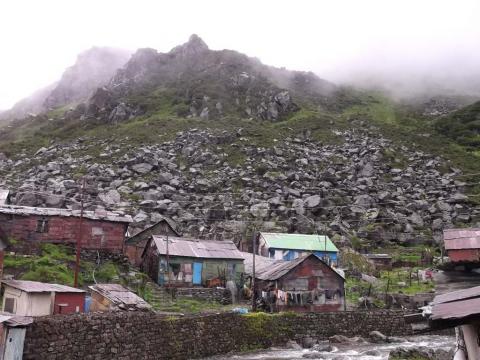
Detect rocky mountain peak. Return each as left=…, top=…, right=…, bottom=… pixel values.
left=170, top=34, right=209, bottom=56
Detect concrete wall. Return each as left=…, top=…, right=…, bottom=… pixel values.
left=22, top=310, right=412, bottom=360
left=0, top=214, right=127, bottom=252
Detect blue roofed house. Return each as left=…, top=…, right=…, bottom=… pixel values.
left=257, top=232, right=339, bottom=265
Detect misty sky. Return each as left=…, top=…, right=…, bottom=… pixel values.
left=1, top=0, right=480, bottom=109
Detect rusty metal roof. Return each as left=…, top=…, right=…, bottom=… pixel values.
left=431, top=284, right=480, bottom=321
left=443, top=228, right=480, bottom=250
left=125, top=217, right=180, bottom=244
left=0, top=204, right=132, bottom=223
left=89, top=284, right=151, bottom=310
left=2, top=280, right=85, bottom=293
left=0, top=312, right=33, bottom=327
left=0, top=190, right=9, bottom=205
left=242, top=253, right=344, bottom=281
left=431, top=297, right=480, bottom=321
left=241, top=251, right=280, bottom=276
left=150, top=236, right=244, bottom=260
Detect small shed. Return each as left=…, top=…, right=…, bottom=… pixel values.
left=257, top=232, right=339, bottom=265
left=142, top=236, right=245, bottom=287
left=365, top=253, right=393, bottom=269
left=88, top=284, right=151, bottom=311
left=1, top=280, right=85, bottom=316
left=0, top=313, right=33, bottom=360
left=124, top=217, right=180, bottom=266
left=243, top=252, right=345, bottom=312
left=444, top=228, right=480, bottom=263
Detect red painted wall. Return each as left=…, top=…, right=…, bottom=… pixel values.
left=448, top=249, right=480, bottom=262
left=257, top=256, right=345, bottom=312
left=0, top=214, right=127, bottom=251
left=54, top=292, right=86, bottom=314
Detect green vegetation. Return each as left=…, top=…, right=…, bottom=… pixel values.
left=148, top=298, right=236, bottom=314
left=342, top=93, right=480, bottom=197
left=436, top=100, right=480, bottom=149
left=346, top=267, right=434, bottom=308
left=4, top=243, right=121, bottom=286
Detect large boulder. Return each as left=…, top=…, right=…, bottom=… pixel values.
left=131, top=163, right=153, bottom=174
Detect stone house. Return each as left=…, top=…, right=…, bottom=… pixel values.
left=1, top=280, right=86, bottom=316
left=124, top=217, right=180, bottom=266
left=0, top=205, right=132, bottom=253
left=142, top=236, right=245, bottom=287
left=257, top=232, right=339, bottom=265
left=243, top=252, right=345, bottom=312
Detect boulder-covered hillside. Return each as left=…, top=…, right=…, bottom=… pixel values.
left=0, top=35, right=479, bottom=250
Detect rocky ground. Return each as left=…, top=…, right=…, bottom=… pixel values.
left=0, top=123, right=477, bottom=247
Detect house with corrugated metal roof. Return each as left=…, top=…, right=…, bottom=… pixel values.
left=428, top=285, right=480, bottom=359
left=257, top=232, right=339, bottom=265
left=141, top=236, right=244, bottom=287
left=1, top=280, right=85, bottom=316
left=443, top=228, right=480, bottom=263
left=124, top=217, right=180, bottom=266
left=0, top=204, right=132, bottom=253
left=242, top=252, right=345, bottom=312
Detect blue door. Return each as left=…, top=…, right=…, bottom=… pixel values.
left=193, top=262, right=202, bottom=285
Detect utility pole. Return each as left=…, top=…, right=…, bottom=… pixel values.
left=74, top=177, right=86, bottom=288
left=166, top=234, right=170, bottom=288
left=252, top=228, right=257, bottom=312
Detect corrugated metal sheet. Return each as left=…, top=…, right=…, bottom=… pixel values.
left=444, top=228, right=480, bottom=250
left=241, top=251, right=280, bottom=276
left=365, top=254, right=392, bottom=259
left=151, top=236, right=244, bottom=260
left=0, top=190, right=9, bottom=205
left=125, top=218, right=180, bottom=244
left=0, top=312, right=33, bottom=327
left=89, top=284, right=151, bottom=310
left=242, top=253, right=344, bottom=281
left=431, top=297, right=480, bottom=321
left=2, top=280, right=85, bottom=293
left=0, top=205, right=132, bottom=223
left=433, top=285, right=480, bottom=305
left=260, top=232, right=338, bottom=252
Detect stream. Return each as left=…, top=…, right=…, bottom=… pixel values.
left=206, top=335, right=455, bottom=360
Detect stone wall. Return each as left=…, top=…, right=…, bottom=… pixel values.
left=23, top=310, right=411, bottom=360
left=175, top=287, right=232, bottom=304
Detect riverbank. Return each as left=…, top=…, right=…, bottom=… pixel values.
left=205, top=335, right=455, bottom=360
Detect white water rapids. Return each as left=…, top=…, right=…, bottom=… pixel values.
left=206, top=335, right=454, bottom=360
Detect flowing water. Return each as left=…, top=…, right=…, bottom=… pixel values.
left=206, top=335, right=454, bottom=360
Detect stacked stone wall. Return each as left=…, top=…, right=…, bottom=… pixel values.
left=23, top=310, right=411, bottom=360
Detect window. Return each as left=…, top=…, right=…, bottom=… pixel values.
left=4, top=297, right=15, bottom=313
left=36, top=219, right=49, bottom=233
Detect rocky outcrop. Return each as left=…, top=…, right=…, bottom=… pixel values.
left=389, top=346, right=454, bottom=360
left=44, top=47, right=131, bottom=109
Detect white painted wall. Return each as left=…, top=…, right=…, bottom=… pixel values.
left=2, top=286, right=53, bottom=316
